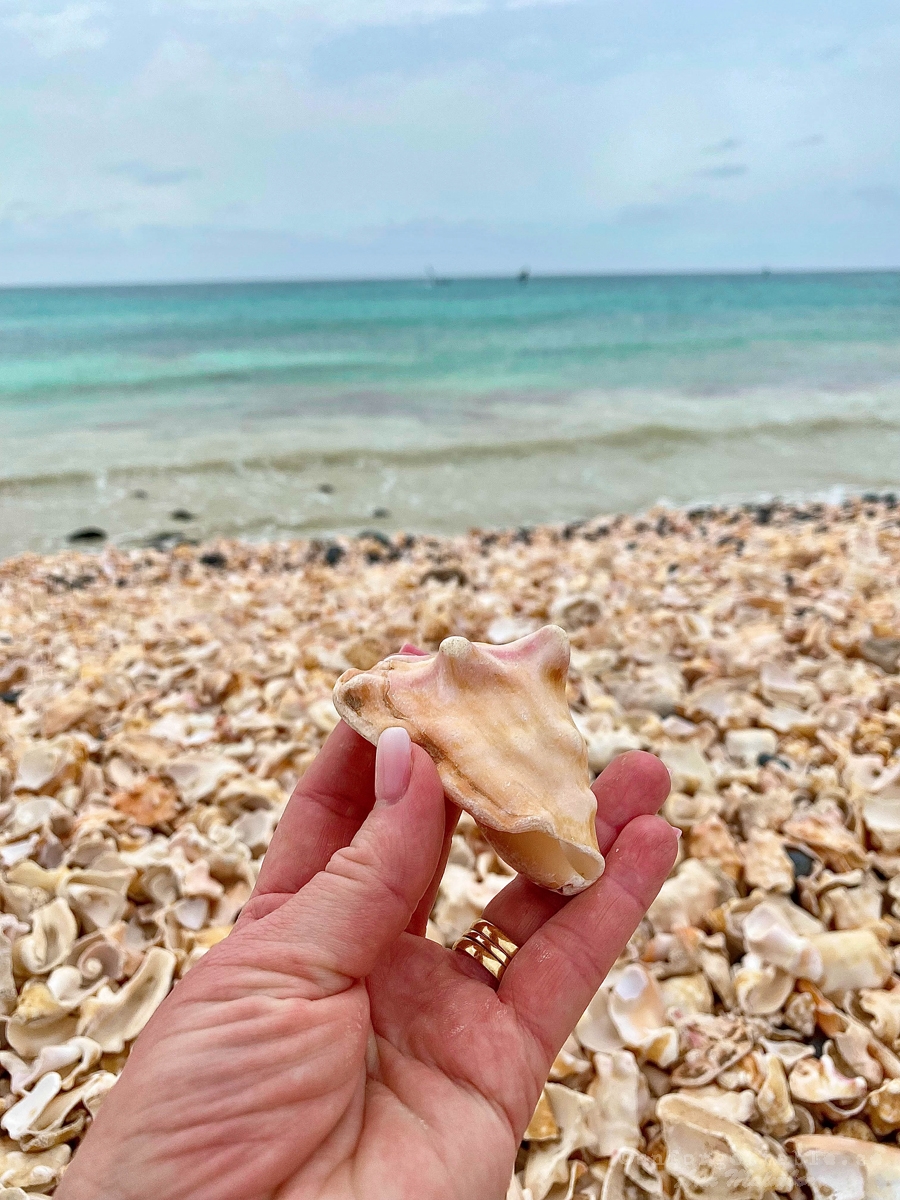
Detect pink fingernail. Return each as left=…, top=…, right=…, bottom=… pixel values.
left=674, top=828, right=683, bottom=841
left=375, top=728, right=412, bottom=804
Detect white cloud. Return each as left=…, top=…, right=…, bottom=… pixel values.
left=182, top=0, right=573, bottom=27
left=5, top=3, right=108, bottom=55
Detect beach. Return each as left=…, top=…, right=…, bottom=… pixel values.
left=3, top=495, right=900, bottom=1194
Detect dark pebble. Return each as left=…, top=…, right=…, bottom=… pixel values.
left=420, top=565, right=468, bottom=586
left=862, top=491, right=881, bottom=504
left=170, top=509, right=195, bottom=522
left=318, top=483, right=335, bottom=494
left=811, top=1030, right=828, bottom=1058
left=131, top=489, right=149, bottom=500
left=513, top=526, right=533, bottom=545
left=758, top=753, right=790, bottom=769
left=786, top=848, right=815, bottom=878
left=67, top=527, right=106, bottom=543
left=145, top=531, right=192, bottom=551
left=199, top=552, right=228, bottom=568
left=357, top=529, right=393, bottom=548
left=371, top=507, right=391, bottom=519
left=0, top=691, right=21, bottom=706
left=324, top=543, right=345, bottom=566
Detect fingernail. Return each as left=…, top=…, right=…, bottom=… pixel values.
left=674, top=828, right=683, bottom=841
left=375, top=727, right=412, bottom=804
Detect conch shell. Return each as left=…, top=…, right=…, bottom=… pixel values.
left=333, top=625, right=604, bottom=894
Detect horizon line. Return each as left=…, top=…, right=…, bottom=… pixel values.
left=2, top=264, right=900, bottom=293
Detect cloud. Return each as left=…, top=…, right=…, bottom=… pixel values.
left=5, top=3, right=107, bottom=55
left=182, top=0, right=573, bottom=27
left=107, top=161, right=201, bottom=187
left=702, top=137, right=742, bottom=155
left=695, top=164, right=747, bottom=180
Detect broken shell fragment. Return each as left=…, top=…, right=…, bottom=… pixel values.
left=333, top=626, right=604, bottom=894
left=657, top=1092, right=794, bottom=1199
left=789, top=1134, right=900, bottom=1199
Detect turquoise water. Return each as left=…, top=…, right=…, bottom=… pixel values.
left=2, top=272, right=900, bottom=555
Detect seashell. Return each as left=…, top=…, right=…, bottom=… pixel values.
left=524, top=1082, right=597, bottom=1200
left=1, top=1073, right=62, bottom=1141
left=686, top=817, right=742, bottom=881
left=734, top=960, right=795, bottom=1015
left=789, top=1051, right=868, bottom=1105
left=657, top=1092, right=795, bottom=1199
left=0, top=1036, right=102, bottom=1096
left=812, top=930, right=893, bottom=995
left=861, top=788, right=900, bottom=852
left=646, top=858, right=725, bottom=934
left=659, top=972, right=714, bottom=1016
left=13, top=899, right=77, bottom=976
left=679, top=1083, right=756, bottom=1124
left=333, top=626, right=604, bottom=894
left=585, top=728, right=643, bottom=774
left=742, top=900, right=823, bottom=979
left=12, top=743, right=68, bottom=794
left=658, top=744, right=713, bottom=795
left=789, top=1134, right=900, bottom=1199
left=600, top=1149, right=663, bottom=1200
left=524, top=1090, right=559, bottom=1142
left=724, top=728, right=778, bottom=768
left=0, top=1144, right=69, bottom=1192
left=163, top=754, right=242, bottom=805
left=77, top=946, right=176, bottom=1052
left=576, top=981, right=626, bottom=1056
left=741, top=830, right=794, bottom=894
left=756, top=1053, right=796, bottom=1138
left=859, top=987, right=900, bottom=1049
left=585, top=1051, right=645, bottom=1158
left=607, top=965, right=679, bottom=1067
left=866, top=1078, right=900, bottom=1135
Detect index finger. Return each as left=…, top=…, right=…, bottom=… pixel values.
left=250, top=720, right=376, bottom=905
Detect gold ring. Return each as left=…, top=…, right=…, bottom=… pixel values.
left=453, top=920, right=520, bottom=982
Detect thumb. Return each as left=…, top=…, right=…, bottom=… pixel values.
left=258, top=729, right=447, bottom=995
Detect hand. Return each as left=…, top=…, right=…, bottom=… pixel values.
left=57, top=723, right=677, bottom=1200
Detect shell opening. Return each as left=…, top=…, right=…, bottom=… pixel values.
left=488, top=828, right=602, bottom=894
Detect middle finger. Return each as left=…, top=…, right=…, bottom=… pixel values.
left=472, top=750, right=671, bottom=952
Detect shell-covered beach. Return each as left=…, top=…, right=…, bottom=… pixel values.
left=4, top=496, right=900, bottom=1197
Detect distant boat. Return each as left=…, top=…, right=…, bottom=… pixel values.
left=518, top=267, right=530, bottom=283
left=425, top=266, right=452, bottom=287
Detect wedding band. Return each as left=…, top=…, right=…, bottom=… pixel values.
left=453, top=919, right=520, bottom=981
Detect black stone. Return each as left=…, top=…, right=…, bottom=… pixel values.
left=145, top=531, right=191, bottom=551
left=131, top=489, right=149, bottom=499
left=357, top=529, right=393, bottom=548
left=0, top=691, right=21, bottom=706
left=420, top=565, right=468, bottom=586
left=862, top=491, right=881, bottom=504
left=786, top=848, right=815, bottom=878
left=324, top=543, right=345, bottom=566
left=67, top=527, right=106, bottom=543
left=170, top=509, right=195, bottom=521
left=371, top=507, right=391, bottom=519
left=513, top=526, right=533, bottom=544
left=199, top=552, right=228, bottom=568
left=758, top=753, right=790, bottom=769
left=318, top=483, right=335, bottom=494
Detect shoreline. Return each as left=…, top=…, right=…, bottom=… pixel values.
left=3, top=496, right=900, bottom=1192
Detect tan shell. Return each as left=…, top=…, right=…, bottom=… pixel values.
left=789, top=1134, right=900, bottom=1199
left=333, top=626, right=604, bottom=894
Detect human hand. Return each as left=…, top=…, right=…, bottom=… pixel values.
left=56, top=722, right=677, bottom=1200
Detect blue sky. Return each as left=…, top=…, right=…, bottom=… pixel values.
left=1, top=0, right=898, bottom=284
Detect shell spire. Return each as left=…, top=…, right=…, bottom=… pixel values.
left=333, top=624, right=604, bottom=895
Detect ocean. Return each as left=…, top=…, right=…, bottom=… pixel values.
left=2, top=271, right=900, bottom=559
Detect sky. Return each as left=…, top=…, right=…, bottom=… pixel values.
left=0, top=0, right=898, bottom=285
